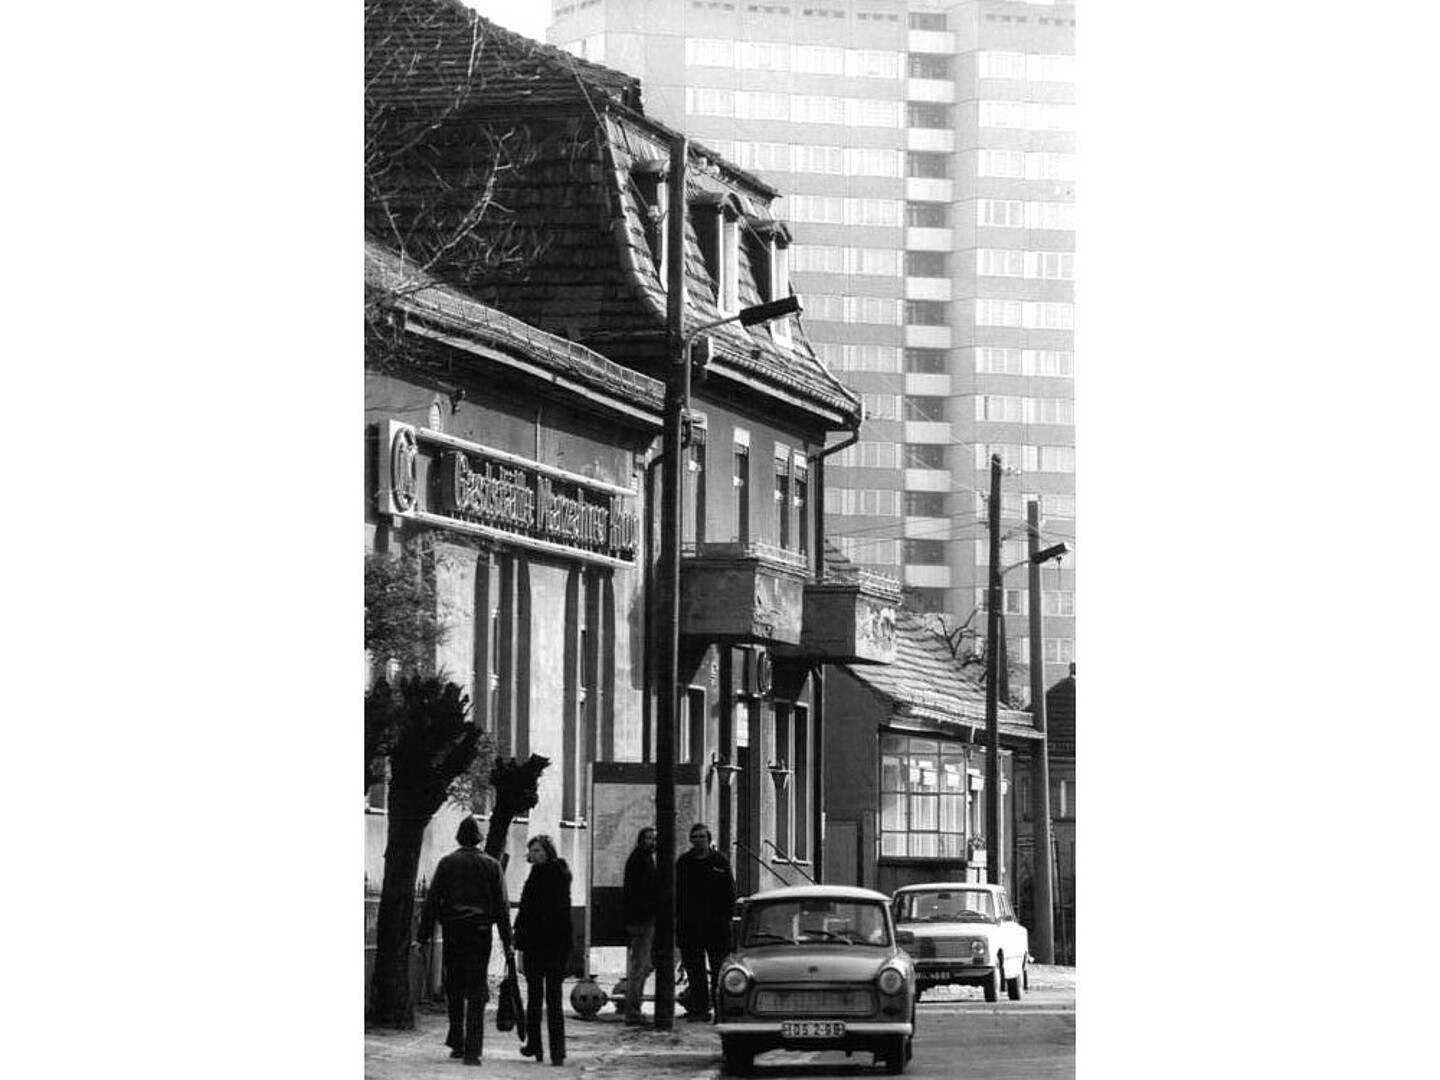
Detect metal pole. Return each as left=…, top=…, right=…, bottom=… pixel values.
left=1026, top=500, right=1055, bottom=964
left=984, top=454, right=1002, bottom=886
left=652, top=134, right=687, bottom=1031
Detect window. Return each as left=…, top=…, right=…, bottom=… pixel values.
left=685, top=419, right=707, bottom=543
left=976, top=298, right=1023, bottom=327
left=907, top=152, right=949, bottom=179
left=485, top=554, right=526, bottom=763
left=738, top=90, right=790, bottom=121
left=973, top=584, right=1027, bottom=614
left=908, top=54, right=950, bottom=80
left=793, top=44, right=844, bottom=75
left=1028, top=53, right=1075, bottom=83
left=974, top=394, right=1024, bottom=422
left=792, top=244, right=844, bottom=274
left=977, top=51, right=1026, bottom=79
left=1027, top=152, right=1076, bottom=181
left=1027, top=202, right=1076, bottom=230
left=791, top=144, right=845, bottom=174
left=793, top=453, right=809, bottom=555
left=978, top=149, right=1026, bottom=178
left=1025, top=397, right=1074, bottom=425
left=800, top=293, right=845, bottom=321
left=836, top=441, right=901, bottom=469
left=906, top=101, right=950, bottom=129
left=685, top=86, right=735, bottom=116
left=1026, top=251, right=1075, bottom=280
left=679, top=685, right=707, bottom=767
left=846, top=98, right=903, bottom=128
left=738, top=141, right=790, bottom=172
left=904, top=539, right=947, bottom=564
left=632, top=167, right=668, bottom=279
left=974, top=538, right=1029, bottom=568
left=906, top=251, right=947, bottom=277
left=1023, top=302, right=1074, bottom=330
left=846, top=296, right=901, bottom=324
left=975, top=347, right=1024, bottom=375
left=772, top=703, right=811, bottom=861
left=973, top=442, right=1027, bottom=472
left=788, top=194, right=845, bottom=223
left=978, top=199, right=1026, bottom=228
left=733, top=429, right=751, bottom=542
left=835, top=488, right=902, bottom=516
left=1056, top=779, right=1072, bottom=820
left=861, top=393, right=901, bottom=420
left=906, top=202, right=948, bottom=228
left=904, top=490, right=946, bottom=517
left=1043, top=590, right=1075, bottom=617
left=846, top=148, right=904, bottom=177
left=848, top=198, right=904, bottom=227
left=828, top=345, right=902, bottom=372
left=564, top=568, right=611, bottom=821
left=790, top=94, right=844, bottom=124
left=1030, top=350, right=1075, bottom=377
left=846, top=247, right=902, bottom=276
left=847, top=49, right=901, bottom=78
left=1026, top=102, right=1076, bottom=131
left=906, top=300, right=949, bottom=326
left=904, top=443, right=945, bottom=469
left=836, top=535, right=901, bottom=565
left=1042, top=493, right=1075, bottom=519
left=1037, top=445, right=1076, bottom=472
left=904, top=396, right=946, bottom=422
left=908, top=12, right=945, bottom=30
left=774, top=443, right=792, bottom=549
left=978, top=100, right=1028, bottom=128
left=685, top=38, right=735, bottom=67
left=696, top=202, right=740, bottom=313
left=739, top=40, right=790, bottom=70
left=904, top=348, right=947, bottom=373
left=1044, top=638, right=1076, bottom=665
left=977, top=249, right=1024, bottom=277
left=879, top=735, right=968, bottom=859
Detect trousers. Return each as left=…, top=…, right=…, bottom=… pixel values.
left=522, top=953, right=567, bottom=1063
left=623, top=920, right=655, bottom=1019
left=678, top=933, right=727, bottom=1015
left=442, top=923, right=493, bottom=1061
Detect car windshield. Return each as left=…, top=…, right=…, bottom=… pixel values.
left=742, top=898, right=892, bottom=948
left=894, top=889, right=998, bottom=924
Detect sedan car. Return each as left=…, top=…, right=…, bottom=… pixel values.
left=891, top=882, right=1029, bottom=1002
left=715, top=885, right=916, bottom=1075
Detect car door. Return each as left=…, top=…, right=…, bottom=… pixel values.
left=996, top=889, right=1027, bottom=967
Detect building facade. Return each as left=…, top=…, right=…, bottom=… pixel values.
left=547, top=0, right=1077, bottom=690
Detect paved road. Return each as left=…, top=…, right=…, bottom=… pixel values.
left=736, top=1003, right=1075, bottom=1080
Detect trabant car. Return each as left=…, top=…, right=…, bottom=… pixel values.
left=715, top=885, right=916, bottom=1074
left=891, top=882, right=1029, bottom=1002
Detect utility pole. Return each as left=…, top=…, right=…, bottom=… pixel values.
left=653, top=133, right=687, bottom=1032
left=1026, top=499, right=1055, bottom=964
left=984, top=454, right=1002, bottom=887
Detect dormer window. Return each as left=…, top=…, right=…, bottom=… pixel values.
left=694, top=194, right=740, bottom=314
left=632, top=161, right=669, bottom=283
left=744, top=218, right=793, bottom=345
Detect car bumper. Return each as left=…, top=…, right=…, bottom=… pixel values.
left=715, top=1021, right=913, bottom=1036
left=913, top=961, right=995, bottom=982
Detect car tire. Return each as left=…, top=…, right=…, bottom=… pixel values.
left=721, top=1037, right=753, bottom=1076
left=1006, top=958, right=1025, bottom=1001
left=884, top=1035, right=908, bottom=1074
left=982, top=966, right=1001, bottom=1003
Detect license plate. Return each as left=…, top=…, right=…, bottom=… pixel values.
left=782, top=1020, right=845, bottom=1039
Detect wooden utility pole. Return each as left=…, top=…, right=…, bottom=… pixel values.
left=653, top=134, right=687, bottom=1032
left=1026, top=499, right=1055, bottom=963
left=984, top=454, right=1002, bottom=886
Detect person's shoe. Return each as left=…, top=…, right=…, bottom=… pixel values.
left=683, top=1011, right=712, bottom=1022
left=449, top=1049, right=465, bottom=1059
left=549, top=1058, right=565, bottom=1066
left=623, top=1014, right=647, bottom=1026
left=463, top=1057, right=481, bottom=1066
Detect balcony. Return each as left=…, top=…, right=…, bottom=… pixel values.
left=680, top=540, right=808, bottom=646
left=908, top=29, right=956, bottom=54
left=903, top=419, right=952, bottom=444
left=906, top=77, right=956, bottom=104
left=906, top=126, right=955, bottom=153
left=903, top=515, right=948, bottom=539
left=906, top=225, right=953, bottom=251
left=802, top=566, right=902, bottom=665
left=905, top=177, right=954, bottom=203
left=905, top=275, right=952, bottom=302
left=903, top=468, right=952, bottom=492
left=904, top=372, right=952, bottom=397
left=904, top=324, right=952, bottom=349
left=904, top=564, right=953, bottom=589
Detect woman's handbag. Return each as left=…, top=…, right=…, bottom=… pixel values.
left=496, top=952, right=526, bottom=1038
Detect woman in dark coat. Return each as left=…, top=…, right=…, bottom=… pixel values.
left=513, top=834, right=572, bottom=1065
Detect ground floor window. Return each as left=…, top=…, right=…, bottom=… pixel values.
left=879, top=735, right=967, bottom=858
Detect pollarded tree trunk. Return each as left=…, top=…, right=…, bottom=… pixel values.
left=368, top=804, right=429, bottom=1028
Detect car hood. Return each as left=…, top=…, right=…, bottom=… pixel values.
left=734, top=947, right=902, bottom=983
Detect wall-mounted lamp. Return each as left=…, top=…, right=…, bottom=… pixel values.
left=707, top=751, right=743, bottom=791
left=767, top=760, right=793, bottom=791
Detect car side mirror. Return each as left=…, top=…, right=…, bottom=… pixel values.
left=894, top=928, right=915, bottom=945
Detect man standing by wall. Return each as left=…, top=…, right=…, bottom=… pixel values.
left=416, top=816, right=515, bottom=1066
left=621, top=825, right=659, bottom=1024
left=674, top=822, right=735, bottom=1021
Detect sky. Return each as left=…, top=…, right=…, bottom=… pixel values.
left=461, top=0, right=550, bottom=43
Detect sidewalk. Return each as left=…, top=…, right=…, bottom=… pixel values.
left=365, top=966, right=1075, bottom=1079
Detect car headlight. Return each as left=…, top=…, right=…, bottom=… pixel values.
left=721, top=966, right=751, bottom=995
left=970, top=939, right=987, bottom=957
left=877, top=965, right=905, bottom=995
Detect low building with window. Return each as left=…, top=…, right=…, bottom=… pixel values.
left=822, top=603, right=1041, bottom=900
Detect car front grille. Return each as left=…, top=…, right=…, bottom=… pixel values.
left=932, top=938, right=982, bottom=959
left=752, top=987, right=875, bottom=1016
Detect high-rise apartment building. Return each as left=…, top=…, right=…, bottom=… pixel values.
left=549, top=0, right=1075, bottom=688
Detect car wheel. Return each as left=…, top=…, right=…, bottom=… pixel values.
left=721, top=1037, right=753, bottom=1076
left=884, top=1034, right=908, bottom=1074
left=1006, top=958, right=1025, bottom=1001
left=982, top=966, right=1001, bottom=1003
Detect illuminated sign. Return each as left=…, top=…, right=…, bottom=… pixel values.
left=381, top=422, right=640, bottom=566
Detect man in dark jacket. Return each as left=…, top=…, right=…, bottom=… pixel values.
left=417, top=816, right=515, bottom=1066
left=674, top=822, right=735, bottom=1021
left=621, top=825, right=658, bottom=1024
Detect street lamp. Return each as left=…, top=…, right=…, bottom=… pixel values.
left=654, top=132, right=805, bottom=1031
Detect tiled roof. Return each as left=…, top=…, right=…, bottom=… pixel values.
left=365, top=240, right=665, bottom=416
left=365, top=0, right=861, bottom=429
left=845, top=609, right=1036, bottom=737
